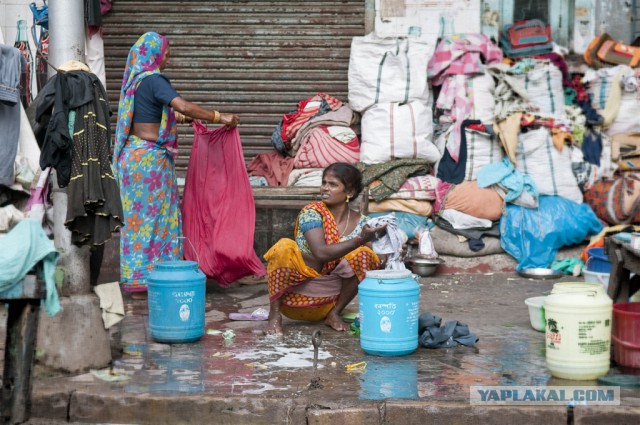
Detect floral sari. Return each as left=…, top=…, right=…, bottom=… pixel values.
left=264, top=201, right=380, bottom=311
left=112, top=32, right=181, bottom=292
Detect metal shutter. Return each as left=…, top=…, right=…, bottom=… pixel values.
left=102, top=0, right=365, bottom=177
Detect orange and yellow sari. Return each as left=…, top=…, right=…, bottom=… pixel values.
left=264, top=202, right=380, bottom=320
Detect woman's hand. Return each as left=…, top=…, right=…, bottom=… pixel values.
left=220, top=113, right=240, bottom=127
left=360, top=223, right=388, bottom=244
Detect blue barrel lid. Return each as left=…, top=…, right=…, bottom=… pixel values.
left=365, top=270, right=412, bottom=279
left=154, top=260, right=199, bottom=272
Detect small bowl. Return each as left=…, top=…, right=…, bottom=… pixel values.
left=524, top=296, right=546, bottom=332
left=405, top=257, right=444, bottom=277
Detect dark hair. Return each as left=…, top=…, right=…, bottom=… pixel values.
left=323, top=163, right=364, bottom=199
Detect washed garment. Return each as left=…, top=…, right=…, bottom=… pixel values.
left=477, top=157, right=538, bottom=206
left=369, top=211, right=428, bottom=239
left=264, top=202, right=380, bottom=311
left=0, top=219, right=61, bottom=316
left=182, top=124, right=266, bottom=287
left=367, top=214, right=407, bottom=270
left=357, top=159, right=432, bottom=201
left=0, top=44, right=22, bottom=186
left=247, top=151, right=295, bottom=187
left=418, top=312, right=478, bottom=348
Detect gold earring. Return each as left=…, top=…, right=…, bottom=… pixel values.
left=346, top=196, right=350, bottom=204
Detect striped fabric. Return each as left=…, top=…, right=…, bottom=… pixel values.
left=293, top=126, right=360, bottom=169
left=281, top=93, right=343, bottom=143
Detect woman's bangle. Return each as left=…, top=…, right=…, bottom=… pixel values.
left=355, top=235, right=363, bottom=246
left=211, top=110, right=220, bottom=124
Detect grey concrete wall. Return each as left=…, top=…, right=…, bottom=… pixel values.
left=596, top=0, right=635, bottom=43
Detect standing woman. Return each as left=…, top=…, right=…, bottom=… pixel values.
left=113, top=32, right=239, bottom=295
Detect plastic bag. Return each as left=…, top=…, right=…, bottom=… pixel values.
left=417, top=226, right=438, bottom=259
left=500, top=196, right=603, bottom=271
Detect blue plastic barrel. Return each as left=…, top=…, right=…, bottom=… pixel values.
left=358, top=270, right=420, bottom=356
left=147, top=261, right=206, bottom=343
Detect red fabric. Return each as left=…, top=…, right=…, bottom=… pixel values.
left=281, top=93, right=343, bottom=144
left=182, top=123, right=266, bottom=287
left=247, top=151, right=295, bottom=186
left=293, top=126, right=360, bottom=169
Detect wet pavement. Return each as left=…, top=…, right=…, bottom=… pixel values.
left=5, top=273, right=640, bottom=424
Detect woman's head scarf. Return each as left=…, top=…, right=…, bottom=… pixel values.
left=113, top=32, right=178, bottom=163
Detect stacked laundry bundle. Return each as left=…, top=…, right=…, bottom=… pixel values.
left=250, top=92, right=361, bottom=187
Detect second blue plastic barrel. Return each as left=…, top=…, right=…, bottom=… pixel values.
left=358, top=270, right=420, bottom=356
left=147, top=261, right=206, bottom=343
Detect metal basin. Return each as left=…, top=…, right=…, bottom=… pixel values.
left=405, top=257, right=444, bottom=277
left=517, top=268, right=562, bottom=280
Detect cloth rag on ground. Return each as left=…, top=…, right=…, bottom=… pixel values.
left=182, top=124, right=266, bottom=287
left=418, top=312, right=478, bottom=348
left=93, top=281, right=125, bottom=329
left=0, top=219, right=61, bottom=316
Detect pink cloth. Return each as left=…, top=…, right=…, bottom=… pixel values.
left=293, top=126, right=360, bottom=169
left=434, top=178, right=453, bottom=214
left=247, top=151, right=295, bottom=186
left=428, top=34, right=503, bottom=162
left=182, top=123, right=266, bottom=287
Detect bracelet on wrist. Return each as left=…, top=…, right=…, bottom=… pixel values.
left=212, top=110, right=221, bottom=124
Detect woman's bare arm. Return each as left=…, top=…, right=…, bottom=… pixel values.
left=170, top=96, right=239, bottom=126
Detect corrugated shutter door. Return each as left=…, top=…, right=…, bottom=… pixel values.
left=102, top=0, right=365, bottom=177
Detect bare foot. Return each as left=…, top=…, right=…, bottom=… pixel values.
left=264, top=315, right=283, bottom=336
left=324, top=313, right=350, bottom=332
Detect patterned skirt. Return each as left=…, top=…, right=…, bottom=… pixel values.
left=114, top=135, right=182, bottom=292
left=264, top=238, right=380, bottom=309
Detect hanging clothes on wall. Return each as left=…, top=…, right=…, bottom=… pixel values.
left=182, top=123, right=266, bottom=287
left=0, top=43, right=23, bottom=187
left=35, top=64, right=123, bottom=247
